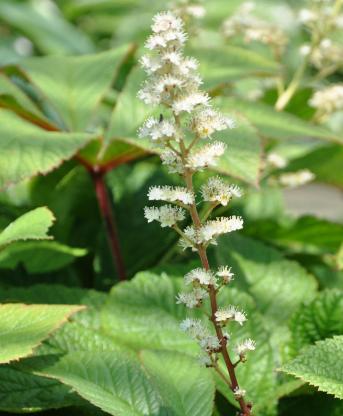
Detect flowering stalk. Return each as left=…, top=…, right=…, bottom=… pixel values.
left=138, top=12, right=254, bottom=415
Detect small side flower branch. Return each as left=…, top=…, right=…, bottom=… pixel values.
left=138, top=12, right=254, bottom=416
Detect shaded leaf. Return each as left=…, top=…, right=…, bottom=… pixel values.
left=0, top=207, right=54, bottom=249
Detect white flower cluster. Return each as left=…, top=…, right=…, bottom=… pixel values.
left=176, top=287, right=208, bottom=308
left=309, top=84, right=343, bottom=115
left=144, top=205, right=185, bottom=227
left=215, top=306, right=247, bottom=326
left=191, top=108, right=235, bottom=138
left=170, top=0, right=206, bottom=21
left=310, top=39, right=343, bottom=69
left=279, top=169, right=315, bottom=188
left=184, top=267, right=217, bottom=286
left=235, top=338, right=256, bottom=357
left=222, top=2, right=287, bottom=53
left=267, top=152, right=287, bottom=169
left=180, top=216, right=243, bottom=250
left=201, top=176, right=242, bottom=206
left=148, top=185, right=194, bottom=205
left=180, top=318, right=221, bottom=353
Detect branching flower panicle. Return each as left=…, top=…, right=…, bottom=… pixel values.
left=139, top=11, right=253, bottom=416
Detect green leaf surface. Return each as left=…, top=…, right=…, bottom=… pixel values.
left=190, top=44, right=279, bottom=88
left=21, top=46, right=131, bottom=131
left=102, top=272, right=276, bottom=413
left=289, top=290, right=343, bottom=355
left=0, top=364, right=81, bottom=412
left=0, top=303, right=83, bottom=364
left=0, top=241, right=87, bottom=273
left=0, top=110, right=95, bottom=189
left=140, top=350, right=215, bottom=416
left=217, top=97, right=342, bottom=144
left=0, top=1, right=94, bottom=55
left=0, top=207, right=55, bottom=249
left=281, top=336, right=343, bottom=399
left=215, top=235, right=318, bottom=342
left=286, top=144, right=343, bottom=188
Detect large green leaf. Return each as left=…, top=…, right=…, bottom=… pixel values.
left=289, top=290, right=343, bottom=356
left=102, top=272, right=276, bottom=413
left=215, top=234, right=318, bottom=342
left=0, top=303, right=83, bottom=364
left=21, top=46, right=131, bottom=131
left=0, top=110, right=94, bottom=189
left=0, top=1, right=94, bottom=55
left=0, top=207, right=54, bottom=249
left=216, top=98, right=342, bottom=144
left=0, top=241, right=87, bottom=273
left=281, top=336, right=343, bottom=399
left=0, top=364, right=81, bottom=412
left=106, top=68, right=262, bottom=185
left=189, top=44, right=279, bottom=88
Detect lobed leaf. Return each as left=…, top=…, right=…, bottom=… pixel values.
left=281, top=336, right=343, bottom=399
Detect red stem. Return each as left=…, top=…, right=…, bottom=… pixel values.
left=91, top=170, right=127, bottom=281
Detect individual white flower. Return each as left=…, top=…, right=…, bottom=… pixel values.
left=176, top=288, right=208, bottom=308
left=215, top=306, right=247, bottom=326
left=154, top=74, right=185, bottom=93
left=148, top=186, right=194, bottom=205
left=279, top=170, right=315, bottom=188
left=140, top=55, right=163, bottom=74
left=187, top=141, right=226, bottom=170
left=299, top=44, right=311, bottom=56
left=137, top=83, right=161, bottom=105
left=298, top=8, right=317, bottom=24
left=201, top=177, right=242, bottom=206
left=144, top=205, right=185, bottom=227
left=152, top=11, right=184, bottom=33
left=198, top=352, right=212, bottom=367
left=180, top=318, right=207, bottom=339
left=172, top=91, right=210, bottom=114
left=191, top=108, right=235, bottom=138
left=199, top=216, right=244, bottom=243
left=216, top=266, right=235, bottom=284
left=138, top=117, right=177, bottom=141
left=235, top=338, right=256, bottom=356
left=199, top=335, right=221, bottom=352
left=267, top=152, right=287, bottom=169
left=234, top=387, right=246, bottom=399
left=179, top=225, right=198, bottom=250
left=184, top=268, right=217, bottom=286
left=160, top=150, right=184, bottom=174
left=309, top=84, right=343, bottom=114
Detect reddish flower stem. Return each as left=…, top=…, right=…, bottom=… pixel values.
left=91, top=170, right=127, bottom=281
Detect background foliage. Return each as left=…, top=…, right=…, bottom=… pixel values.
left=0, top=0, right=342, bottom=415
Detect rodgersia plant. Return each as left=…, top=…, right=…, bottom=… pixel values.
left=138, top=11, right=254, bottom=416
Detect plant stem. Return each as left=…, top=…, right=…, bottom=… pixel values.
left=91, top=170, right=126, bottom=281
left=180, top=157, right=251, bottom=415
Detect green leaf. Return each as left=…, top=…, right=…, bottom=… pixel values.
left=0, top=303, right=83, bottom=364
left=0, top=1, right=94, bottom=55
left=281, top=336, right=343, bottom=399
left=285, top=144, right=343, bottom=188
left=289, top=290, right=343, bottom=355
left=0, top=110, right=94, bottom=189
left=0, top=364, right=81, bottom=412
left=215, top=235, right=318, bottom=342
left=189, top=44, right=279, bottom=88
left=0, top=207, right=55, bottom=249
left=216, top=97, right=342, bottom=144
left=102, top=272, right=276, bottom=413
left=21, top=46, right=131, bottom=131
left=0, top=241, right=87, bottom=273
left=245, top=215, right=343, bottom=255
left=140, top=350, right=215, bottom=416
